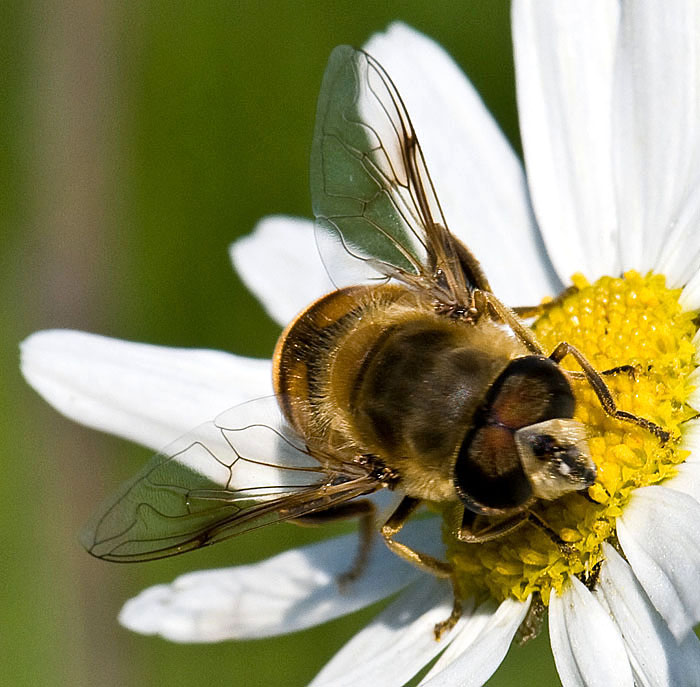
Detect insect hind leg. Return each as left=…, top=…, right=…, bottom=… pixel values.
left=433, top=580, right=463, bottom=640
left=293, top=499, right=376, bottom=587
left=380, top=496, right=452, bottom=577
left=381, top=496, right=461, bottom=641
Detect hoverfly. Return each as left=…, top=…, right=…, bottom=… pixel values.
left=82, top=47, right=668, bottom=635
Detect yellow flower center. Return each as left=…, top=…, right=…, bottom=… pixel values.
left=445, top=271, right=698, bottom=605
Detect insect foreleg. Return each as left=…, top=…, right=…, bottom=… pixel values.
left=548, top=341, right=670, bottom=443
left=475, top=291, right=545, bottom=354
left=600, top=364, right=637, bottom=378
left=512, top=285, right=580, bottom=319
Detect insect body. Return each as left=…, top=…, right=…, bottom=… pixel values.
left=274, top=281, right=595, bottom=545
left=81, top=47, right=667, bottom=625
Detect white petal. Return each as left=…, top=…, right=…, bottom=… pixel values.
left=596, top=543, right=700, bottom=687
left=613, top=0, right=700, bottom=279
left=364, top=22, right=558, bottom=306
left=680, top=417, right=700, bottom=461
left=309, top=577, right=460, bottom=687
left=419, top=597, right=530, bottom=687
left=688, top=417, right=700, bottom=450
left=120, top=517, right=442, bottom=642
left=689, top=366, right=700, bottom=410
left=230, top=216, right=334, bottom=327
left=21, top=330, right=272, bottom=451
left=549, top=576, right=633, bottom=687
left=681, top=270, right=700, bottom=312
left=660, top=186, right=700, bottom=300
left=666, top=462, right=700, bottom=508
left=512, top=0, right=620, bottom=281
left=617, top=485, right=700, bottom=639
left=663, top=419, right=700, bottom=500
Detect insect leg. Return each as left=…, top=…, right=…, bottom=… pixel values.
left=455, top=507, right=527, bottom=543
left=526, top=510, right=575, bottom=555
left=433, top=578, right=463, bottom=641
left=381, top=496, right=464, bottom=641
left=516, top=593, right=546, bottom=645
left=565, top=364, right=637, bottom=383
left=512, top=285, right=580, bottom=319
left=294, top=499, right=376, bottom=586
left=476, top=291, right=545, bottom=354
left=600, top=364, right=637, bottom=378
left=549, top=341, right=670, bottom=443
left=380, top=496, right=452, bottom=577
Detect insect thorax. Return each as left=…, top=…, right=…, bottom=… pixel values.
left=274, top=283, right=528, bottom=502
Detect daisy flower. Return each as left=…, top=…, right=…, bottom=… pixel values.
left=21, top=3, right=700, bottom=686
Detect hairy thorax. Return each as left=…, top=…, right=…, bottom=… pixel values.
left=274, top=283, right=527, bottom=502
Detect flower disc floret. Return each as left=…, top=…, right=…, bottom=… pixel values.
left=446, top=271, right=698, bottom=605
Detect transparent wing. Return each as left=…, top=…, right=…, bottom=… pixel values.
left=310, top=46, right=491, bottom=304
left=81, top=397, right=378, bottom=562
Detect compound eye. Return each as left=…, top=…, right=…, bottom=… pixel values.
left=454, top=425, right=533, bottom=515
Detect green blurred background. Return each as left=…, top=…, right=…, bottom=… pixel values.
left=4, top=2, right=561, bottom=685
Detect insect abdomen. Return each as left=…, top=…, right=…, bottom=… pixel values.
left=273, top=284, right=410, bottom=443
left=274, top=283, right=529, bottom=502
